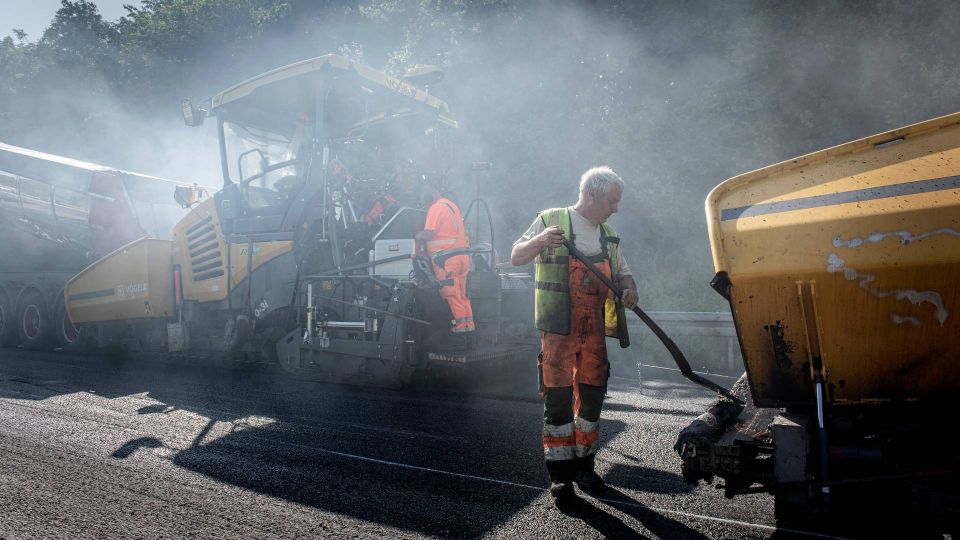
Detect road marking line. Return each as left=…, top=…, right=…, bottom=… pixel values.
left=274, top=438, right=847, bottom=539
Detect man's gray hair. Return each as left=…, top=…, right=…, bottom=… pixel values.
left=579, top=166, right=624, bottom=196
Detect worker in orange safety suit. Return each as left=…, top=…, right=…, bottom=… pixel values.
left=511, top=166, right=639, bottom=507
left=416, top=185, right=475, bottom=333
left=361, top=192, right=398, bottom=225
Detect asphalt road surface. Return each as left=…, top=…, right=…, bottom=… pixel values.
left=0, top=348, right=859, bottom=539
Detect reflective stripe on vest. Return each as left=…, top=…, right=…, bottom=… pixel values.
left=534, top=281, right=569, bottom=293
left=533, top=207, right=620, bottom=336
left=427, top=237, right=458, bottom=250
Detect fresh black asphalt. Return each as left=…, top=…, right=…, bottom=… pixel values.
left=0, top=347, right=839, bottom=539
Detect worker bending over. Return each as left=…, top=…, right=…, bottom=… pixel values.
left=511, top=166, right=639, bottom=506
left=417, top=185, right=475, bottom=333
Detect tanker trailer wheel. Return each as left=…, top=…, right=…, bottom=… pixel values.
left=54, top=295, right=88, bottom=352
left=17, top=290, right=54, bottom=350
left=0, top=289, right=18, bottom=347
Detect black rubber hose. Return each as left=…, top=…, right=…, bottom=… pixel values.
left=561, top=237, right=743, bottom=404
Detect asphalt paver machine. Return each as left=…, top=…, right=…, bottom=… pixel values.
left=65, top=55, right=537, bottom=387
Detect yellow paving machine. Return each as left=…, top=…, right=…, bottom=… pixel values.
left=64, top=55, right=536, bottom=387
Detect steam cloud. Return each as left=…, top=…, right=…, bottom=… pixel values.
left=3, top=0, right=959, bottom=310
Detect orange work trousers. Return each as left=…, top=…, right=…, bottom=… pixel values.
left=432, top=253, right=474, bottom=332
left=539, top=256, right=611, bottom=482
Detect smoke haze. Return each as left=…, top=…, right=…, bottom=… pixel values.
left=2, top=0, right=959, bottom=310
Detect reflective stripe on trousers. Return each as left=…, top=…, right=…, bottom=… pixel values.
left=575, top=416, right=599, bottom=458
left=543, top=416, right=599, bottom=462
left=542, top=421, right=575, bottom=461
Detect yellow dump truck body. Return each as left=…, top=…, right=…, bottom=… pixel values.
left=707, top=112, right=960, bottom=407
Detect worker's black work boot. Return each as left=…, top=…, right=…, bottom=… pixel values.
left=547, top=460, right=578, bottom=509
left=574, top=456, right=606, bottom=497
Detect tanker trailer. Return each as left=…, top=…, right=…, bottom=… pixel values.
left=65, top=55, right=537, bottom=387
left=676, top=112, right=960, bottom=524
left=0, top=143, right=197, bottom=350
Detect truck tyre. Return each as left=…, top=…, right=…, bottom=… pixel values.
left=17, top=290, right=54, bottom=350
left=54, top=295, right=87, bottom=352
left=0, top=289, right=18, bottom=347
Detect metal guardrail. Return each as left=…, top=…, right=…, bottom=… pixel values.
left=629, top=311, right=736, bottom=337
left=618, top=311, right=743, bottom=382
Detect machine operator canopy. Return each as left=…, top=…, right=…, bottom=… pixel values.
left=205, top=54, right=458, bottom=138
left=187, top=54, right=459, bottom=205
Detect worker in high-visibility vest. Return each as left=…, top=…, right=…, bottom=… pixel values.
left=511, top=166, right=638, bottom=507
left=416, top=185, right=475, bottom=333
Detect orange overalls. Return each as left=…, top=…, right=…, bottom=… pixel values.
left=539, top=255, right=611, bottom=483
left=361, top=193, right=397, bottom=225
left=424, top=198, right=474, bottom=333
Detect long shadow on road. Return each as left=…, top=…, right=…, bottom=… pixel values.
left=170, top=420, right=544, bottom=537
left=558, top=495, right=650, bottom=539
left=599, top=487, right=709, bottom=540
left=166, top=416, right=715, bottom=539
left=605, top=463, right=695, bottom=495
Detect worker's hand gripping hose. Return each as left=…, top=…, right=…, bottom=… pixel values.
left=561, top=237, right=744, bottom=404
